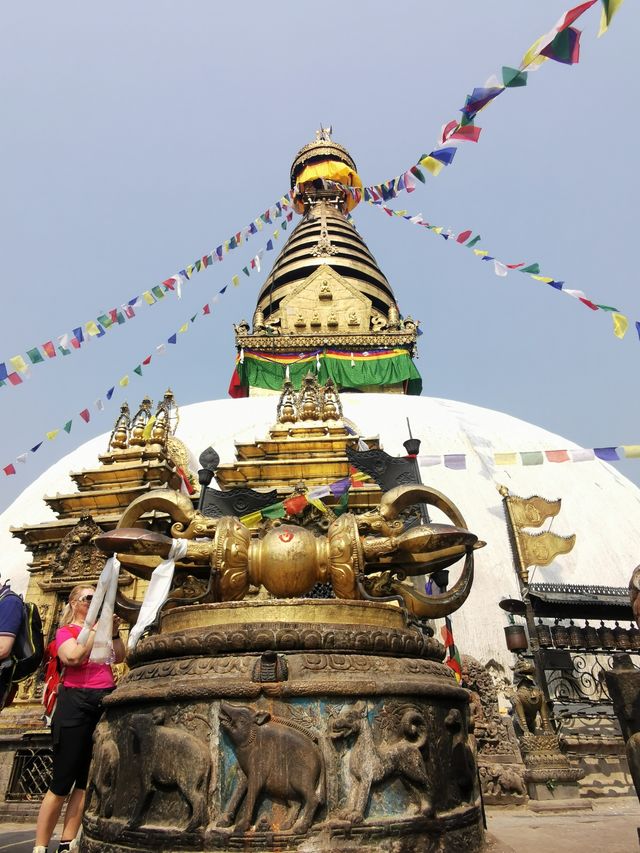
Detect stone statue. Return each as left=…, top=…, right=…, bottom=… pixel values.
left=506, top=657, right=552, bottom=735
left=233, top=319, right=250, bottom=336
left=218, top=702, right=324, bottom=833
left=370, top=313, right=388, bottom=332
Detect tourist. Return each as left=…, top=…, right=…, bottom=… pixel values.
left=33, top=584, right=124, bottom=853
left=0, top=581, right=24, bottom=710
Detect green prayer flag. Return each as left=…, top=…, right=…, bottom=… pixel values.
left=334, top=488, right=350, bottom=517
left=152, top=285, right=165, bottom=300
left=596, top=304, right=619, bottom=312
left=134, top=365, right=143, bottom=376
left=466, top=235, right=481, bottom=248
left=520, top=263, right=540, bottom=274
left=520, top=451, right=544, bottom=466
left=502, top=66, right=528, bottom=87
left=26, top=347, right=44, bottom=365
left=410, top=166, right=426, bottom=183
left=262, top=503, right=286, bottom=520
left=97, top=313, right=113, bottom=328
left=63, top=420, right=73, bottom=433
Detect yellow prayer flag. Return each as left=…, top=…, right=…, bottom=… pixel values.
left=396, top=210, right=408, bottom=216
left=598, top=0, right=624, bottom=37
left=622, top=445, right=640, bottom=459
left=178, top=323, right=189, bottom=333
left=473, top=249, right=489, bottom=257
left=494, top=452, right=517, bottom=466
left=520, top=34, right=549, bottom=70
left=240, top=510, right=263, bottom=527
left=612, top=312, right=628, bottom=339
left=46, top=429, right=60, bottom=440
left=432, top=227, right=443, bottom=235
left=232, top=275, right=240, bottom=287
left=418, top=156, right=444, bottom=177
left=10, top=355, right=28, bottom=373
left=85, top=321, right=100, bottom=336
left=530, top=275, right=554, bottom=284
left=187, top=265, right=194, bottom=277
left=274, top=230, right=280, bottom=239
left=255, top=219, right=263, bottom=231
left=307, top=497, right=327, bottom=514
left=143, top=291, right=155, bottom=305
left=142, top=415, right=156, bottom=440
left=119, top=375, right=129, bottom=387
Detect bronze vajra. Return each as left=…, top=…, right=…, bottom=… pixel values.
left=94, top=484, right=485, bottom=620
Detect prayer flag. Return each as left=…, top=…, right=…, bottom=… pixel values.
left=462, top=87, right=503, bottom=119
left=178, top=323, right=188, bottom=333
left=622, top=445, right=640, bottom=458
left=143, top=291, right=156, bottom=305
left=95, top=399, right=105, bottom=411
left=10, top=355, right=28, bottom=373
left=636, top=321, right=640, bottom=341
left=419, top=156, right=445, bottom=177
left=418, top=455, right=441, bottom=467
left=539, top=27, right=581, bottom=65
left=63, top=420, right=72, bottom=434
left=612, top=313, right=629, bottom=339
left=133, top=365, right=143, bottom=376
left=3, top=464, right=16, bottom=476
left=119, top=376, right=129, bottom=387
left=168, top=334, right=177, bottom=344
left=79, top=409, right=90, bottom=423
left=599, top=0, right=625, bottom=36
left=0, top=363, right=6, bottom=382
left=494, top=453, right=517, bottom=466
left=232, top=275, right=240, bottom=287
left=283, top=494, right=308, bottom=515
left=570, top=448, right=595, bottom=462
left=594, top=446, right=619, bottom=461
left=502, top=66, right=528, bottom=87
left=16, top=453, right=27, bottom=464
left=8, top=372, right=22, bottom=386
left=156, top=343, right=166, bottom=355
left=72, top=327, right=85, bottom=344
left=429, top=147, right=457, bottom=166
left=466, top=235, right=481, bottom=248
left=262, top=503, right=286, bottom=520
left=404, top=171, right=416, bottom=193
left=30, top=442, right=43, bottom=453
left=27, top=347, right=44, bottom=365
left=85, top=321, right=100, bottom=336
left=203, top=304, right=210, bottom=315
left=142, top=355, right=152, bottom=366
left=545, top=450, right=570, bottom=463
left=444, top=454, right=466, bottom=470
left=106, top=387, right=115, bottom=400
left=520, top=451, right=544, bottom=466
left=410, top=165, right=426, bottom=183
left=494, top=261, right=508, bottom=276
left=449, top=124, right=482, bottom=143
left=520, top=263, right=541, bottom=274
left=241, top=510, right=263, bottom=527
left=151, top=286, right=165, bottom=300
left=46, top=429, right=60, bottom=440
left=456, top=230, right=472, bottom=244
left=42, top=341, right=56, bottom=359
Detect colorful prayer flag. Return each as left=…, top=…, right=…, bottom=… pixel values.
left=494, top=453, right=517, bottom=466
left=545, top=449, right=570, bottom=463
left=10, top=355, right=28, bottom=373
left=520, top=451, right=544, bottom=466
left=3, top=464, right=16, bottom=476
left=26, top=347, right=44, bottom=365
left=612, top=313, right=629, bottom=339
left=599, top=0, right=625, bottom=36
left=46, top=429, right=60, bottom=440
left=79, top=409, right=90, bottom=423
left=594, top=446, right=619, bottom=461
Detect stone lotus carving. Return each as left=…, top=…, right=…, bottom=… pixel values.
left=95, top=484, right=484, bottom=622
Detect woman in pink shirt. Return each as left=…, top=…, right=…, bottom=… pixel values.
left=33, top=584, right=125, bottom=853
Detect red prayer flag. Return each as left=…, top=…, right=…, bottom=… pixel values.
left=449, top=125, right=482, bottom=142
left=456, top=230, right=472, bottom=244
left=8, top=372, right=22, bottom=386
left=579, top=297, right=599, bottom=311
left=79, top=409, right=90, bottom=423
left=42, top=341, right=56, bottom=358
left=283, top=494, right=309, bottom=516
left=441, top=120, right=459, bottom=144
left=546, top=449, right=570, bottom=463
left=142, top=355, right=152, bottom=366
left=177, top=466, right=195, bottom=495
left=70, top=337, right=81, bottom=349
left=506, top=263, right=525, bottom=269
left=3, top=463, right=16, bottom=476
left=228, top=367, right=249, bottom=399
left=203, top=304, right=211, bottom=315
left=162, top=278, right=176, bottom=290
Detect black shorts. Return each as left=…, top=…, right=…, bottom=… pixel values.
left=50, top=686, right=112, bottom=796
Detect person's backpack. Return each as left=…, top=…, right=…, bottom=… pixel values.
left=41, top=640, right=64, bottom=722
left=11, top=598, right=45, bottom=682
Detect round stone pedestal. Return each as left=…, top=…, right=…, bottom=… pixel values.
left=80, top=600, right=484, bottom=852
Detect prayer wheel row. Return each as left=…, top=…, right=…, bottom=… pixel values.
left=536, top=619, right=640, bottom=652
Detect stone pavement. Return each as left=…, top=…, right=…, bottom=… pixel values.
left=1, top=799, right=639, bottom=853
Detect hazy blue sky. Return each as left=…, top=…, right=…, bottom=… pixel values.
left=1, top=1, right=638, bottom=513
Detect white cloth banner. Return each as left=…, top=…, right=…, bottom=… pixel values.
left=127, top=539, right=188, bottom=650
left=78, top=556, right=121, bottom=663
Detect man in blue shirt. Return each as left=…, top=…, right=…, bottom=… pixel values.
left=0, top=582, right=24, bottom=710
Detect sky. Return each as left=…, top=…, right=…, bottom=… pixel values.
left=0, top=0, right=638, bottom=515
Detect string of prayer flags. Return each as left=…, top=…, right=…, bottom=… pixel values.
left=370, top=200, right=637, bottom=346
left=0, top=200, right=296, bottom=392
left=363, top=0, right=621, bottom=203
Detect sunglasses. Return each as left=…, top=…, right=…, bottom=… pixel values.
left=77, top=594, right=94, bottom=603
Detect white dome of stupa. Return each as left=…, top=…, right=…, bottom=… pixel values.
left=2, top=393, right=639, bottom=670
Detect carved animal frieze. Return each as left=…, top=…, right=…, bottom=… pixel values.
left=479, top=764, right=526, bottom=799
left=127, top=709, right=210, bottom=831
left=328, top=701, right=432, bottom=824
left=87, top=723, right=119, bottom=818
left=218, top=701, right=324, bottom=834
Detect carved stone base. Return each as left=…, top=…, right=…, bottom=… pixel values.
left=519, top=732, right=583, bottom=799
left=80, top=601, right=484, bottom=852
